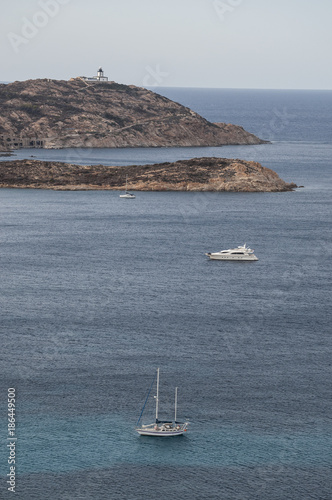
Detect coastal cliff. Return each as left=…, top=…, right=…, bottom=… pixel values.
left=0, top=79, right=266, bottom=150
left=0, top=158, right=297, bottom=192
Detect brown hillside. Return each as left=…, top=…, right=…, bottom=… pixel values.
left=0, top=79, right=266, bottom=150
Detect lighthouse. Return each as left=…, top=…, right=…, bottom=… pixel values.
left=80, top=67, right=109, bottom=82
left=97, top=67, right=104, bottom=79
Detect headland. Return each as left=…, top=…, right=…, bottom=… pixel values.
left=0, top=78, right=266, bottom=151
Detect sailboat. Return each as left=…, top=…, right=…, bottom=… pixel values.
left=135, top=368, right=189, bottom=437
left=119, top=174, right=136, bottom=198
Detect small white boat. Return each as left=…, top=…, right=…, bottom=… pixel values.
left=135, top=368, right=189, bottom=437
left=206, top=243, right=258, bottom=261
left=119, top=175, right=135, bottom=199
left=119, top=192, right=136, bottom=199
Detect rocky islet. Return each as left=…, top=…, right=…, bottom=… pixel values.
left=0, top=157, right=297, bottom=192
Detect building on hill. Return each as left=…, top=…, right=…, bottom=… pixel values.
left=80, top=67, right=108, bottom=82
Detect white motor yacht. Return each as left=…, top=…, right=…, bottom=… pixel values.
left=206, top=243, right=258, bottom=261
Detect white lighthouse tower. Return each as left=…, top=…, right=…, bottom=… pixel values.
left=97, top=67, right=105, bottom=80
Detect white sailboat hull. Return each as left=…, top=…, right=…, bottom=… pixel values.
left=136, top=429, right=186, bottom=437
left=119, top=193, right=135, bottom=198
left=136, top=423, right=188, bottom=437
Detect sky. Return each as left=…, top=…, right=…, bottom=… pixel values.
left=1, top=0, right=332, bottom=89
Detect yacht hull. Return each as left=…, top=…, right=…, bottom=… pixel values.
left=206, top=253, right=258, bottom=261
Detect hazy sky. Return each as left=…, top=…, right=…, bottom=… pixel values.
left=2, top=0, right=332, bottom=89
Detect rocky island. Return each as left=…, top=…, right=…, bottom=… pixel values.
left=0, top=78, right=266, bottom=151
left=0, top=158, right=297, bottom=192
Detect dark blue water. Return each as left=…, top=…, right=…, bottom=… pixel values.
left=0, top=89, right=331, bottom=499
left=156, top=87, right=332, bottom=144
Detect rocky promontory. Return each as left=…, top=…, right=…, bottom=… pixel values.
left=0, top=79, right=266, bottom=150
left=0, top=158, right=297, bottom=192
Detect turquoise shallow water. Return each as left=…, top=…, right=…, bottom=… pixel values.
left=0, top=89, right=331, bottom=499
left=2, top=415, right=331, bottom=473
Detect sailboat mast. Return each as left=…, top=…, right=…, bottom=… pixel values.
left=174, top=387, right=178, bottom=422
left=155, top=368, right=159, bottom=422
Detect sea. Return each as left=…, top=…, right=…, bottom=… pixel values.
left=0, top=88, right=331, bottom=500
